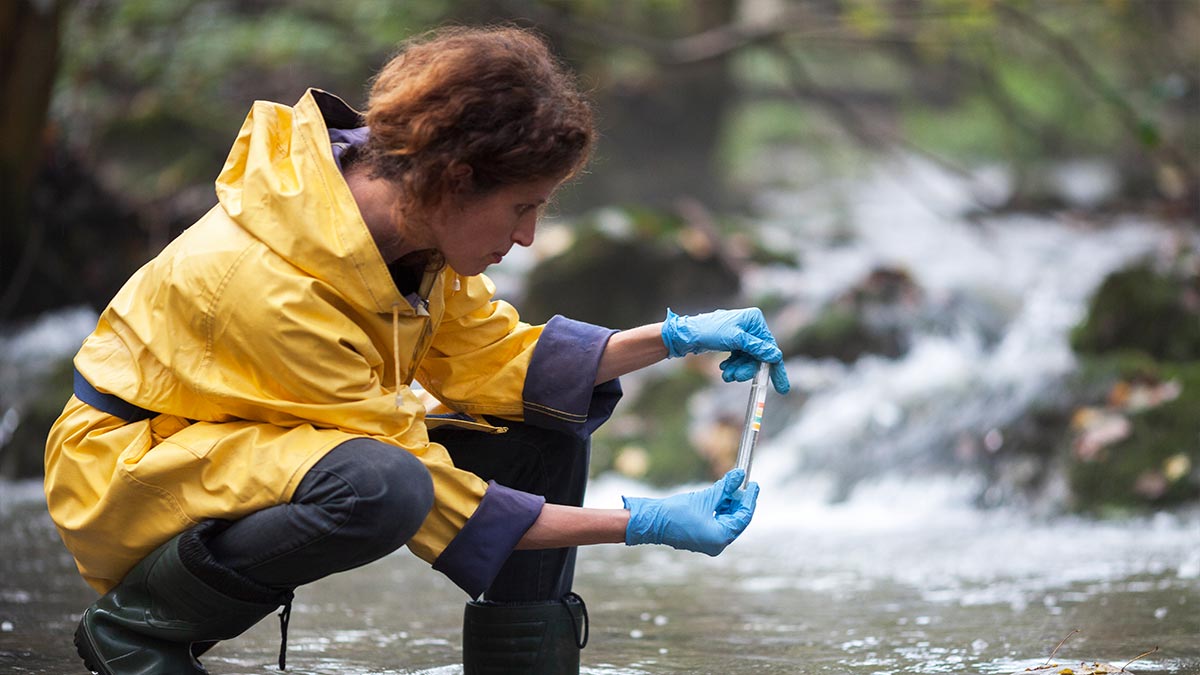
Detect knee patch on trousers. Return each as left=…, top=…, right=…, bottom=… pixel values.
left=302, top=438, right=434, bottom=556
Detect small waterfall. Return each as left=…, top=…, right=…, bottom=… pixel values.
left=737, top=158, right=1175, bottom=507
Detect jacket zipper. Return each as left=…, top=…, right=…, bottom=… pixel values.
left=397, top=271, right=506, bottom=434
left=404, top=299, right=431, bottom=385
left=402, top=267, right=440, bottom=385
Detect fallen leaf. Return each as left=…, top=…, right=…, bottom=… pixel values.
left=1164, top=453, right=1192, bottom=482
left=1071, top=408, right=1132, bottom=461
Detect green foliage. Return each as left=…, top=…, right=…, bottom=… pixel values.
left=729, top=47, right=795, bottom=91
left=1136, top=118, right=1162, bottom=149
left=901, top=11, right=1133, bottom=163
left=54, top=0, right=445, bottom=202
left=902, top=95, right=1016, bottom=161
left=842, top=0, right=890, bottom=39
left=720, top=100, right=816, bottom=180
left=47, top=0, right=1199, bottom=214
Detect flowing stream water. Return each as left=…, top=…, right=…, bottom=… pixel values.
left=2, top=160, right=1198, bottom=673
left=3, top=476, right=1198, bottom=674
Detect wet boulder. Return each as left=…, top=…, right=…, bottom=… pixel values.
left=1065, top=356, right=1200, bottom=514
left=1070, top=255, right=1200, bottom=362
left=977, top=354, right=1199, bottom=514
left=1063, top=245, right=1200, bottom=513
left=783, top=266, right=923, bottom=363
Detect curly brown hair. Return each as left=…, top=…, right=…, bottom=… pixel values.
left=360, top=25, right=595, bottom=216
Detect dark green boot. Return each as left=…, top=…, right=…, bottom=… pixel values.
left=462, top=592, right=589, bottom=674
left=74, top=520, right=293, bottom=675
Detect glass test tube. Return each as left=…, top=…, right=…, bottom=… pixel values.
left=734, top=362, right=770, bottom=487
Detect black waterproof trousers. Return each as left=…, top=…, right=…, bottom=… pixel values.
left=205, top=421, right=590, bottom=601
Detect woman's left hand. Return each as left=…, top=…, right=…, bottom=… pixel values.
left=660, top=307, right=790, bottom=394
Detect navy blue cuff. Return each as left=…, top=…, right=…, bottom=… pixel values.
left=432, top=481, right=545, bottom=598
left=523, top=315, right=623, bottom=439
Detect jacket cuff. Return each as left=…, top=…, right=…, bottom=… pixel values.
left=431, top=481, right=545, bottom=598
left=522, top=315, right=623, bottom=439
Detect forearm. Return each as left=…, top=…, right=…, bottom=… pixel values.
left=514, top=503, right=630, bottom=549
left=595, top=322, right=667, bottom=384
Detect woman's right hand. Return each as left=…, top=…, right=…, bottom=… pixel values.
left=621, top=469, right=760, bottom=556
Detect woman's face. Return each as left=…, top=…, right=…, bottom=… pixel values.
left=430, top=175, right=563, bottom=276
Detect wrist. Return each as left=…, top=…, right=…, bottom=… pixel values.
left=661, top=308, right=692, bottom=358
left=597, top=323, right=670, bottom=383
left=621, top=496, right=661, bottom=546
left=517, top=504, right=635, bottom=549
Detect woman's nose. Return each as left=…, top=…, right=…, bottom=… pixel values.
left=512, top=216, right=536, bottom=247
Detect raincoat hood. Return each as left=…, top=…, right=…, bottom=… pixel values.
left=216, top=89, right=400, bottom=314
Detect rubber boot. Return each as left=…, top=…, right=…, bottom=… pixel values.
left=462, top=592, right=589, bottom=675
left=74, top=520, right=293, bottom=675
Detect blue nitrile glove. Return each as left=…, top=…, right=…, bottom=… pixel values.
left=661, top=307, right=790, bottom=394
left=622, top=469, right=760, bottom=556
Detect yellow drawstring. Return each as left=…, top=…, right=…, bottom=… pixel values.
left=392, top=302, right=402, bottom=409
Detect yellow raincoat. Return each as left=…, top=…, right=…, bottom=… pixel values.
left=44, top=90, right=568, bottom=594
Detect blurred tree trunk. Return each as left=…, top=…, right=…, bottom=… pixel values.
left=577, top=1, right=737, bottom=211
left=1, top=0, right=64, bottom=321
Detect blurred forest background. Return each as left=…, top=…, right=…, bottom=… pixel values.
left=2, top=0, right=1198, bottom=514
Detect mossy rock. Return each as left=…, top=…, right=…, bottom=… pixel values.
left=1071, top=261, right=1200, bottom=362
left=1067, top=354, right=1200, bottom=514
left=783, top=305, right=908, bottom=363
left=978, top=352, right=1198, bottom=513
left=782, top=266, right=923, bottom=363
